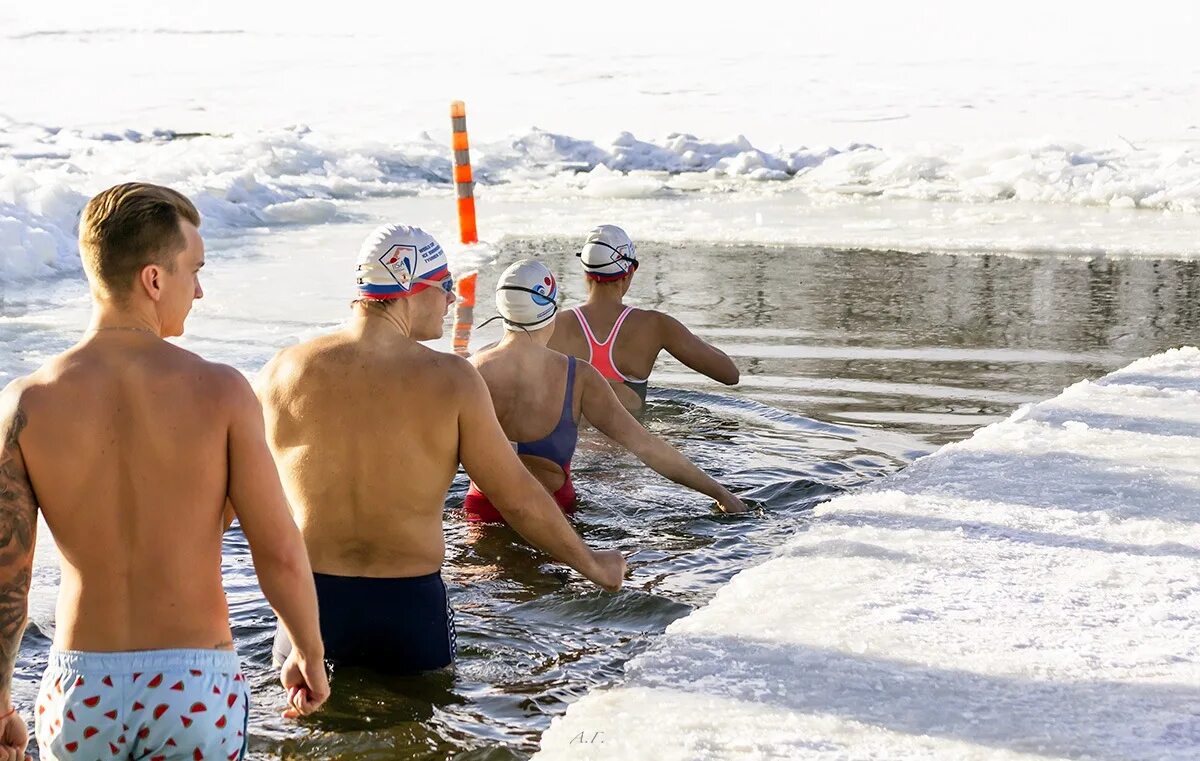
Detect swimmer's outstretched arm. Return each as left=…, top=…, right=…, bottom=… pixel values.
left=222, top=368, right=329, bottom=718
left=455, top=360, right=627, bottom=591
left=0, top=382, right=36, bottom=759
left=578, top=362, right=748, bottom=514
left=657, top=313, right=740, bottom=386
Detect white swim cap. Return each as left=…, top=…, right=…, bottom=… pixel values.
left=495, top=259, right=559, bottom=331
left=577, top=224, right=638, bottom=281
left=355, top=223, right=450, bottom=299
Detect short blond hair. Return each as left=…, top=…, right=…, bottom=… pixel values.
left=78, top=182, right=201, bottom=300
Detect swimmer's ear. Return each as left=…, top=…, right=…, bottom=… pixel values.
left=139, top=263, right=164, bottom=302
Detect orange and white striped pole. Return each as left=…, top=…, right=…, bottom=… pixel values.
left=453, top=271, right=478, bottom=357
left=450, top=101, right=478, bottom=244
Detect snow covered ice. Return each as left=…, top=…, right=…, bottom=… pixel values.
left=534, top=348, right=1200, bottom=761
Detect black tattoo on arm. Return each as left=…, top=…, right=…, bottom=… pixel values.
left=0, top=401, right=37, bottom=704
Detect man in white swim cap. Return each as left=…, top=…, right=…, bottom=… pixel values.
left=259, top=224, right=627, bottom=676
left=1, top=182, right=329, bottom=761
left=353, top=223, right=456, bottom=301
left=550, top=224, right=740, bottom=413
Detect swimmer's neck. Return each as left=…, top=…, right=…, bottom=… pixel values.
left=585, top=279, right=628, bottom=305
left=499, top=329, right=551, bottom=349
left=86, top=298, right=165, bottom=338
left=347, top=305, right=420, bottom=344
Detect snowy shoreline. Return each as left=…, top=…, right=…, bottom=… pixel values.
left=5, top=124, right=1200, bottom=282
left=534, top=347, right=1200, bottom=760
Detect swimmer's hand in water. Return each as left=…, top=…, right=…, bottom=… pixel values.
left=280, top=649, right=330, bottom=719
left=715, top=488, right=750, bottom=514
left=588, top=549, right=627, bottom=592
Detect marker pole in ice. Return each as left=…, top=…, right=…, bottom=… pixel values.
left=450, top=101, right=478, bottom=244
left=453, top=271, right=478, bottom=357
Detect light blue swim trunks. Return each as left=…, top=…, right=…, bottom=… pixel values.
left=35, top=649, right=249, bottom=761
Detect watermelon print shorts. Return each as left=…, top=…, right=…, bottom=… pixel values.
left=35, top=648, right=250, bottom=761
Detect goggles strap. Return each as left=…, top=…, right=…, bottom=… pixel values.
left=483, top=285, right=559, bottom=329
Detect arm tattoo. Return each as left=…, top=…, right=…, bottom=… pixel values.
left=0, top=403, right=36, bottom=699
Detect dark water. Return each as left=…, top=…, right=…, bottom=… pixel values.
left=10, top=239, right=1200, bottom=760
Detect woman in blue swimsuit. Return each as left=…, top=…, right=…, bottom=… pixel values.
left=463, top=260, right=747, bottom=522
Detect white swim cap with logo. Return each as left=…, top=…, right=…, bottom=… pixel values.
left=577, top=224, right=638, bottom=281
left=355, top=223, right=450, bottom=299
left=495, top=259, right=559, bottom=331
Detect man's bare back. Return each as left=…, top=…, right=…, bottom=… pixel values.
left=258, top=332, right=465, bottom=577
left=18, top=335, right=244, bottom=651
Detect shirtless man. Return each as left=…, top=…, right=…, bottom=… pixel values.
left=259, top=224, right=626, bottom=675
left=0, top=183, right=328, bottom=761
left=549, top=225, right=740, bottom=413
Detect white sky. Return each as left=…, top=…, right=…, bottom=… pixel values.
left=6, top=0, right=1198, bottom=60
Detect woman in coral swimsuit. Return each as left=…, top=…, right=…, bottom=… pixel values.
left=548, top=224, right=741, bottom=414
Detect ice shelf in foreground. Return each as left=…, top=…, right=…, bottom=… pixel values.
left=534, top=347, right=1200, bottom=761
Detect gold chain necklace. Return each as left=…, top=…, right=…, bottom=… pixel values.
left=87, top=326, right=158, bottom=336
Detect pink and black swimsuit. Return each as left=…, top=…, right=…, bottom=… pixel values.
left=568, top=306, right=649, bottom=404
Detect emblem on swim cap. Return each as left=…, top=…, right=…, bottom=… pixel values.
left=577, top=224, right=638, bottom=281
left=495, top=259, right=559, bottom=331
left=355, top=223, right=449, bottom=299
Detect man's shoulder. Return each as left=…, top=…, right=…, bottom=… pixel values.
left=254, top=335, right=345, bottom=389
left=414, top=344, right=477, bottom=383
left=255, top=341, right=308, bottom=384
left=193, top=359, right=255, bottom=403
left=399, top=346, right=482, bottom=404
left=145, top=344, right=250, bottom=404
left=154, top=341, right=242, bottom=381
left=0, top=372, right=32, bottom=397
left=0, top=375, right=31, bottom=426
left=150, top=340, right=245, bottom=383
left=1, top=358, right=74, bottom=415
left=466, top=342, right=502, bottom=370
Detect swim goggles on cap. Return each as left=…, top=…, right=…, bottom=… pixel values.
left=576, top=240, right=639, bottom=271
left=498, top=284, right=556, bottom=306
left=412, top=275, right=455, bottom=295
left=479, top=284, right=559, bottom=328
left=354, top=264, right=454, bottom=296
